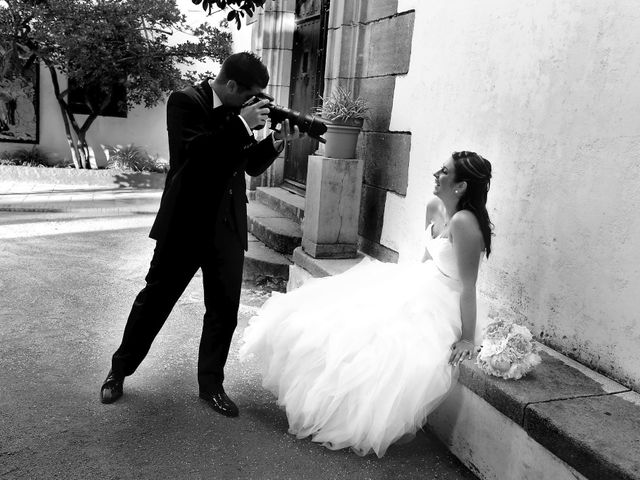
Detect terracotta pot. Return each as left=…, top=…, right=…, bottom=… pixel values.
left=323, top=120, right=363, bottom=159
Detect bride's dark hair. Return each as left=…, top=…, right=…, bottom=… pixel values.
left=452, top=151, right=494, bottom=257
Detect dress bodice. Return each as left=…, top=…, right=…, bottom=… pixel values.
left=425, top=223, right=460, bottom=281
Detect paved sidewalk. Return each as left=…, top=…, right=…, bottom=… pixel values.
left=0, top=181, right=162, bottom=214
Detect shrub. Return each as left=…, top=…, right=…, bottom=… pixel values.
left=104, top=144, right=166, bottom=173
left=0, top=147, right=51, bottom=167
left=51, top=157, right=75, bottom=168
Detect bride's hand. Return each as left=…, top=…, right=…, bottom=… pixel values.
left=448, top=339, right=478, bottom=367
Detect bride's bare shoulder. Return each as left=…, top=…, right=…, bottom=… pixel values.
left=450, top=210, right=483, bottom=247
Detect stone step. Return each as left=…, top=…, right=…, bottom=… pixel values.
left=243, top=233, right=292, bottom=289
left=254, top=186, right=305, bottom=222
left=247, top=201, right=302, bottom=255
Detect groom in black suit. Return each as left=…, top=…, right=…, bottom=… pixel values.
left=100, top=52, right=302, bottom=416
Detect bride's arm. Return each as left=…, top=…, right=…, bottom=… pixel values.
left=448, top=211, right=484, bottom=365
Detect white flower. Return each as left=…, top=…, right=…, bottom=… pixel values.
left=480, top=339, right=507, bottom=357
left=484, top=318, right=512, bottom=340
left=510, top=324, right=533, bottom=341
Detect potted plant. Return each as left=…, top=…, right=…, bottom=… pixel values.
left=315, top=86, right=369, bottom=159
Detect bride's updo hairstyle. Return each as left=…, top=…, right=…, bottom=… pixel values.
left=452, top=151, right=493, bottom=257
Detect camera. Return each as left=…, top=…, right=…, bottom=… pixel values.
left=244, top=93, right=327, bottom=143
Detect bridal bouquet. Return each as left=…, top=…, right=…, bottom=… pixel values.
left=476, top=318, right=541, bottom=380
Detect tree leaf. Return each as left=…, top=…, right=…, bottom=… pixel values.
left=241, top=3, right=254, bottom=16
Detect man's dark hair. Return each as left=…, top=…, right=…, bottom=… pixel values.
left=217, top=52, right=269, bottom=89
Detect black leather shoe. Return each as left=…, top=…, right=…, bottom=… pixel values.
left=199, top=390, right=239, bottom=417
left=100, top=369, right=124, bottom=404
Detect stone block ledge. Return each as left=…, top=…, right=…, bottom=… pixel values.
left=289, top=248, right=640, bottom=480
left=444, top=344, right=640, bottom=479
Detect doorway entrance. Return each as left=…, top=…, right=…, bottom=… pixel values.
left=282, top=0, right=330, bottom=195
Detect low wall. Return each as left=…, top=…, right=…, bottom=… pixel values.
left=0, top=165, right=166, bottom=189
left=428, top=343, right=640, bottom=480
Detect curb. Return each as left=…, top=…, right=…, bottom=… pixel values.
left=0, top=207, right=159, bottom=214
left=0, top=165, right=166, bottom=189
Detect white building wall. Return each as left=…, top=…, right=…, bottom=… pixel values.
left=2, top=5, right=247, bottom=166
left=388, top=0, right=640, bottom=388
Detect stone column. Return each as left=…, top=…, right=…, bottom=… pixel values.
left=246, top=0, right=295, bottom=189
left=302, top=155, right=364, bottom=258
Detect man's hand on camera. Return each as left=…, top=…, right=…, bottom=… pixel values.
left=273, top=119, right=304, bottom=142
left=240, top=98, right=270, bottom=130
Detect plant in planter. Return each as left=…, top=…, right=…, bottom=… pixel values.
left=315, top=87, right=369, bottom=159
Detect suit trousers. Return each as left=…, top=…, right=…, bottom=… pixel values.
left=111, top=215, right=245, bottom=393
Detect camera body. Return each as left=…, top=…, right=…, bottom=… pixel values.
left=244, top=93, right=327, bottom=143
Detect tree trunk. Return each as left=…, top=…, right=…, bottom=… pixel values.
left=46, top=62, right=96, bottom=169
left=74, top=132, right=92, bottom=169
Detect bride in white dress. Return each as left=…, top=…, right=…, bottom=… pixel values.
left=240, top=151, right=493, bottom=457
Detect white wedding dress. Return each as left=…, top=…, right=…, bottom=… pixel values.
left=239, top=224, right=487, bottom=457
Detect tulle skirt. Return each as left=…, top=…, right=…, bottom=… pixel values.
left=239, top=257, right=485, bottom=457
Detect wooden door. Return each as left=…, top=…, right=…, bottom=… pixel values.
left=283, top=0, right=329, bottom=193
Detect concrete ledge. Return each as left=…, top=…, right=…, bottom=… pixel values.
left=432, top=344, right=639, bottom=480
left=524, top=391, right=640, bottom=480
left=290, top=246, right=369, bottom=279
left=287, top=246, right=373, bottom=295
left=428, top=383, right=589, bottom=480
left=300, top=238, right=358, bottom=259
left=289, top=249, right=640, bottom=479
left=0, top=165, right=166, bottom=189
left=459, top=343, right=627, bottom=426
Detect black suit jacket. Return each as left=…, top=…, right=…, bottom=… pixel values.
left=149, top=79, right=281, bottom=250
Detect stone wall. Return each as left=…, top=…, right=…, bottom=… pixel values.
left=324, top=1, right=415, bottom=262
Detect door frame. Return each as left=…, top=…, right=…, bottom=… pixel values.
left=282, top=0, right=330, bottom=195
